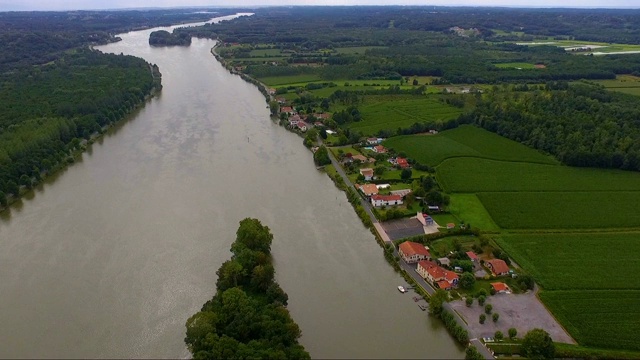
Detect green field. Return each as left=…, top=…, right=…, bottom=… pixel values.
left=249, top=48, right=285, bottom=57
left=591, top=75, right=640, bottom=97
left=494, top=62, right=537, bottom=69
left=497, top=233, right=640, bottom=289
left=334, top=46, right=386, bottom=54
left=448, top=193, right=500, bottom=231
left=437, top=158, right=640, bottom=193
left=344, top=95, right=463, bottom=136
left=385, top=125, right=556, bottom=167
left=539, top=291, right=640, bottom=350
left=259, top=74, right=323, bottom=86
left=478, top=191, right=640, bottom=229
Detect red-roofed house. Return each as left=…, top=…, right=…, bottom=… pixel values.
left=486, top=259, right=510, bottom=276
left=491, top=282, right=509, bottom=293
left=373, top=145, right=387, bottom=153
left=466, top=251, right=479, bottom=262
left=396, top=157, right=409, bottom=169
left=314, top=113, right=331, bottom=120
left=359, top=168, right=374, bottom=181
left=357, top=184, right=379, bottom=197
left=371, top=194, right=402, bottom=207
left=417, top=260, right=459, bottom=290
left=280, top=106, right=295, bottom=115
left=297, top=121, right=309, bottom=132
left=398, top=241, right=431, bottom=264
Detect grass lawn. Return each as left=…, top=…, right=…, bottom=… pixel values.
left=494, top=62, right=537, bottom=69
left=381, top=169, right=430, bottom=181
left=429, top=213, right=459, bottom=228
left=329, top=146, right=361, bottom=158
left=496, top=232, right=640, bottom=290
left=344, top=95, right=463, bottom=136
left=437, top=158, right=640, bottom=193
left=384, top=125, right=556, bottom=167
left=429, top=236, right=476, bottom=257
left=478, top=191, right=640, bottom=229
left=249, top=48, right=285, bottom=57
left=448, top=194, right=500, bottom=232
left=539, top=290, right=640, bottom=351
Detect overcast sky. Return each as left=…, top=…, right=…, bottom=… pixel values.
left=0, top=0, right=638, bottom=11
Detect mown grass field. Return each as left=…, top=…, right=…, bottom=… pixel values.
left=437, top=158, right=640, bottom=193
left=344, top=95, right=463, bottom=136
left=539, top=290, right=640, bottom=351
left=478, top=191, right=640, bottom=229
left=448, top=193, right=500, bottom=231
left=496, top=233, right=640, bottom=289
left=384, top=125, right=556, bottom=167
left=258, top=74, right=323, bottom=86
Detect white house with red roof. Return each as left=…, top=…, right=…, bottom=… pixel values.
left=416, top=260, right=459, bottom=290
left=373, top=145, right=387, bottom=153
left=360, top=168, right=374, bottom=181
left=466, top=251, right=479, bottom=262
left=280, top=106, right=295, bottom=115
left=398, top=241, right=431, bottom=264
left=356, top=183, right=379, bottom=197
left=297, top=121, right=309, bottom=132
left=370, top=194, right=402, bottom=207
left=396, top=157, right=409, bottom=169
left=486, top=259, right=510, bottom=276
left=491, top=282, right=510, bottom=294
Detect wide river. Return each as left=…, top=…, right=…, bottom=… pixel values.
left=0, top=14, right=462, bottom=359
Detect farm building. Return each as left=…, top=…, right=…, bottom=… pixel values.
left=398, top=241, right=431, bottom=264
left=486, top=259, right=510, bottom=276
left=370, top=194, right=403, bottom=207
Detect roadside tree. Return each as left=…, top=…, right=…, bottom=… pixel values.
left=521, top=328, right=555, bottom=359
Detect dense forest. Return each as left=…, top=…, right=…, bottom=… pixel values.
left=469, top=82, right=640, bottom=171
left=185, top=218, right=310, bottom=359
left=183, top=7, right=640, bottom=84
left=149, top=30, right=192, bottom=46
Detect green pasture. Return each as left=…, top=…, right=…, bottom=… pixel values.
left=333, top=46, right=386, bottom=54
left=478, top=191, right=640, bottom=229
left=437, top=158, right=640, bottom=193
left=233, top=56, right=288, bottom=63
left=384, top=125, right=557, bottom=167
left=497, top=232, right=640, bottom=290
left=429, top=236, right=476, bottom=257
left=258, top=74, right=323, bottom=86
left=345, top=95, right=463, bottom=136
left=494, top=62, right=537, bottom=69
left=448, top=193, right=500, bottom=231
left=540, top=290, right=640, bottom=351
left=249, top=48, right=285, bottom=57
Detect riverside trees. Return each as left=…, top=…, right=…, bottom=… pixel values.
left=185, top=218, right=309, bottom=359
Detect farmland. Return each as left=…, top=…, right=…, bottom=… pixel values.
left=437, top=158, right=640, bottom=193
left=478, top=191, right=640, bottom=229
left=447, top=194, right=499, bottom=232
left=385, top=125, right=557, bottom=167
left=496, top=233, right=640, bottom=290
left=342, top=95, right=463, bottom=136
left=539, top=291, right=640, bottom=351
left=494, top=62, right=537, bottom=69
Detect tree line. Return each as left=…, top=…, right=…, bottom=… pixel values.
left=184, top=218, right=310, bottom=359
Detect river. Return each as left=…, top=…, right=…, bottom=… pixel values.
left=0, top=14, right=462, bottom=359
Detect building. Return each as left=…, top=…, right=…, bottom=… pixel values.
left=359, top=168, right=374, bottom=181
left=357, top=184, right=379, bottom=197
left=486, top=259, right=510, bottom=276
left=297, top=121, right=309, bottom=132
left=366, top=137, right=383, bottom=145
left=396, top=157, right=409, bottom=169
left=280, top=106, right=295, bottom=115
left=491, top=282, right=509, bottom=294
left=373, top=145, right=387, bottom=153
left=466, top=251, right=479, bottom=262
left=398, top=241, right=431, bottom=264
left=416, top=260, right=459, bottom=290
left=438, top=257, right=451, bottom=267
left=446, top=223, right=455, bottom=229
left=370, top=194, right=402, bottom=207
left=288, top=114, right=301, bottom=126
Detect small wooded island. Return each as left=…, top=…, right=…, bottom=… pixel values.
left=185, top=218, right=310, bottom=359
left=149, top=30, right=191, bottom=46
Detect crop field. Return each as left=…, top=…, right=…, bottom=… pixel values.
left=539, top=290, right=640, bottom=351
left=333, top=46, right=386, bottom=54
left=384, top=126, right=556, bottom=167
left=437, top=158, right=640, bottom=193
left=448, top=194, right=500, bottom=231
left=497, top=232, right=640, bottom=289
left=478, top=191, right=640, bottom=229
left=249, top=48, right=285, bottom=57
left=494, top=62, right=537, bottom=69
left=344, top=95, right=463, bottom=136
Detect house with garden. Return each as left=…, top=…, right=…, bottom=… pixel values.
left=486, top=259, right=510, bottom=276
left=398, top=241, right=431, bottom=264
left=416, top=260, right=459, bottom=290
left=370, top=194, right=402, bottom=207
left=360, top=168, right=374, bottom=181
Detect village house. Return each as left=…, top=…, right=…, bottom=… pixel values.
left=486, top=259, right=510, bottom=276
left=370, top=194, right=403, bottom=207
left=366, top=137, right=384, bottom=145
left=297, top=121, right=309, bottom=132
left=280, top=106, right=296, bottom=115
left=372, top=145, right=387, bottom=153
left=396, top=157, right=409, bottom=169
left=288, top=114, right=301, bottom=126
left=356, top=183, right=379, bottom=197
left=416, top=260, right=459, bottom=290
left=360, top=168, right=374, bottom=181
left=398, top=241, right=431, bottom=264
left=491, top=282, right=510, bottom=294
left=466, top=251, right=479, bottom=262
left=352, top=154, right=375, bottom=163
left=276, top=97, right=287, bottom=104
left=268, top=88, right=276, bottom=95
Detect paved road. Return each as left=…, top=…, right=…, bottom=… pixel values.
left=321, top=140, right=494, bottom=359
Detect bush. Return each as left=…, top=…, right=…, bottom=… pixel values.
left=508, top=328, right=517, bottom=339
left=465, top=297, right=473, bottom=307
left=495, top=331, right=504, bottom=341
left=478, top=295, right=486, bottom=306
left=492, top=312, right=499, bottom=322
left=479, top=314, right=486, bottom=324
left=485, top=304, right=493, bottom=314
